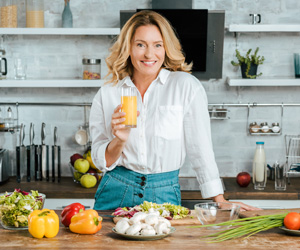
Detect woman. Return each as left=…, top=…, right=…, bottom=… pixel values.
left=90, top=10, right=259, bottom=211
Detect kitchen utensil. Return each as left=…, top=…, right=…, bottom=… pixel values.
left=75, top=126, right=89, bottom=145
left=285, top=134, right=300, bottom=183
left=239, top=208, right=300, bottom=218
left=40, top=122, right=49, bottom=181
left=0, top=49, right=7, bottom=79
left=52, top=126, right=61, bottom=182
left=194, top=202, right=240, bottom=229
left=16, top=123, right=26, bottom=183
left=26, top=123, right=35, bottom=182
left=249, top=14, right=261, bottom=25
left=0, top=148, right=9, bottom=183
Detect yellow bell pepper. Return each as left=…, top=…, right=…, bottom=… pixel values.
left=28, top=209, right=59, bottom=239
left=69, top=209, right=102, bottom=234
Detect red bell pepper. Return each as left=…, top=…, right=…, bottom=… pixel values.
left=61, top=203, right=85, bottom=227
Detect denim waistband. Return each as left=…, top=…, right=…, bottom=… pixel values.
left=107, top=166, right=179, bottom=188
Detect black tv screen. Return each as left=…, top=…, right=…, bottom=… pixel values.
left=137, top=9, right=208, bottom=72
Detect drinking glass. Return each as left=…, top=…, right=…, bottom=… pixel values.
left=253, top=162, right=267, bottom=190
left=121, top=86, right=137, bottom=128
left=14, top=58, right=27, bottom=80
left=275, top=163, right=286, bottom=191
left=294, top=53, right=300, bottom=78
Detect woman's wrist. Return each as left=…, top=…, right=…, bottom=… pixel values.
left=211, top=194, right=226, bottom=203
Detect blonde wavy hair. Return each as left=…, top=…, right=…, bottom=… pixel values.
left=105, top=10, right=193, bottom=84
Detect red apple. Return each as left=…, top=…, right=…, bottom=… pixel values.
left=70, top=153, right=83, bottom=166
left=87, top=168, right=101, bottom=180
left=236, top=172, right=251, bottom=187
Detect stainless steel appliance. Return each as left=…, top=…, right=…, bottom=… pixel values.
left=0, top=148, right=9, bottom=183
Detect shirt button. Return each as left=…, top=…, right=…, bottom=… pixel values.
left=140, top=182, right=145, bottom=186
left=138, top=193, right=143, bottom=198
left=141, top=177, right=146, bottom=181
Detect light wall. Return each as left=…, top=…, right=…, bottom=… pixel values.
left=1, top=0, right=300, bottom=178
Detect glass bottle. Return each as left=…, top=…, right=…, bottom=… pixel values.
left=82, top=58, right=101, bottom=80
left=249, top=122, right=260, bottom=133
left=26, top=0, right=44, bottom=28
left=252, top=142, right=267, bottom=190
left=6, top=107, right=14, bottom=128
left=260, top=122, right=270, bottom=133
left=62, top=0, right=73, bottom=28
left=0, top=0, right=18, bottom=28
left=271, top=122, right=281, bottom=133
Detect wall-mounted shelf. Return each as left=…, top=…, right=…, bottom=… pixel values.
left=0, top=28, right=120, bottom=35
left=227, top=77, right=300, bottom=87
left=0, top=79, right=104, bottom=88
left=229, top=24, right=300, bottom=33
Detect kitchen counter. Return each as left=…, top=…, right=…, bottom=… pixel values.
left=1, top=177, right=300, bottom=200
left=0, top=210, right=299, bottom=250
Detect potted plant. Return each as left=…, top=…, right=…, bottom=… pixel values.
left=231, top=47, right=265, bottom=79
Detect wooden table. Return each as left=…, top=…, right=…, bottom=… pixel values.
left=0, top=211, right=299, bottom=250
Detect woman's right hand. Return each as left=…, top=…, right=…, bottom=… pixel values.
left=111, top=104, right=131, bottom=142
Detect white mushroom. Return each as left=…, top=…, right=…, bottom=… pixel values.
left=115, top=218, right=130, bottom=234
left=148, top=208, right=160, bottom=216
left=129, top=212, right=147, bottom=224
left=140, top=225, right=156, bottom=236
left=145, top=214, right=159, bottom=226
left=140, top=223, right=149, bottom=229
left=125, top=223, right=142, bottom=235
left=158, top=217, right=171, bottom=227
left=155, top=222, right=170, bottom=235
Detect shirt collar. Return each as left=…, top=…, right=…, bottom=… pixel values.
left=118, top=68, right=170, bottom=87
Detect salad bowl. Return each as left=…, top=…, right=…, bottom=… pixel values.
left=0, top=190, right=45, bottom=230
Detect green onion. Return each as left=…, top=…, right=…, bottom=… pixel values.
left=189, top=213, right=287, bottom=242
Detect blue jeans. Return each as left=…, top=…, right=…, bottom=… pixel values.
left=93, top=166, right=181, bottom=210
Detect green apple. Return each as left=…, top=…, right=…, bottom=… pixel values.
left=80, top=174, right=97, bottom=188
left=73, top=171, right=83, bottom=182
left=74, top=159, right=90, bottom=173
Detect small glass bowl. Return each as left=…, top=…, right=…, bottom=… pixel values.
left=0, top=192, right=46, bottom=230
left=69, top=163, right=102, bottom=184
left=194, top=202, right=240, bottom=229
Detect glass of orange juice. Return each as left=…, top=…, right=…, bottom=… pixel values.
left=121, top=86, right=137, bottom=128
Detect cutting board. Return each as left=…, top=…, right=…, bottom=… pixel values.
left=113, top=210, right=201, bottom=226
left=239, top=208, right=300, bottom=218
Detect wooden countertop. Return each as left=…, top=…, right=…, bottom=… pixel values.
left=1, top=177, right=300, bottom=200
left=0, top=210, right=299, bottom=250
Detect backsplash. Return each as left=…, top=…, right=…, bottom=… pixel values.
left=1, top=0, right=300, bottom=178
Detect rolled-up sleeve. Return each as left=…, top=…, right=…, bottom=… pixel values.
left=183, top=83, right=224, bottom=199
left=89, top=89, right=120, bottom=173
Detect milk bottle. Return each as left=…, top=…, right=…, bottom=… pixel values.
left=252, top=142, right=267, bottom=190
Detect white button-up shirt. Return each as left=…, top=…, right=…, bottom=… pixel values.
left=89, top=69, right=224, bottom=198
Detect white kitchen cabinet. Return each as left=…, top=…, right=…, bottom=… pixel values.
left=44, top=198, right=95, bottom=210
left=229, top=199, right=300, bottom=209
left=229, top=24, right=300, bottom=33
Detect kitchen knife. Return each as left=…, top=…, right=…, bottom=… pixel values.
left=26, top=123, right=35, bottom=182
left=16, top=123, right=27, bottom=183
left=52, top=126, right=61, bottom=182
left=40, top=122, right=49, bottom=181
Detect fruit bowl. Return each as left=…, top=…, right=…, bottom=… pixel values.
left=194, top=202, right=240, bottom=229
left=0, top=191, right=46, bottom=230
left=69, top=163, right=102, bottom=184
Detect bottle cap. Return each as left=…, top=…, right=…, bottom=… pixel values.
left=256, top=142, right=264, bottom=144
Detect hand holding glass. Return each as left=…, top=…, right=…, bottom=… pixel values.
left=121, top=87, right=137, bottom=128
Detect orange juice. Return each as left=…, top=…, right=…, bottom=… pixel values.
left=121, top=96, right=137, bottom=128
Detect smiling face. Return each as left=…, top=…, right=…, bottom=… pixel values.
left=130, top=25, right=165, bottom=82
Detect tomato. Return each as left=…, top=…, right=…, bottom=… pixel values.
left=284, top=212, right=300, bottom=230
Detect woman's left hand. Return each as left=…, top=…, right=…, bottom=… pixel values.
left=212, top=194, right=262, bottom=211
